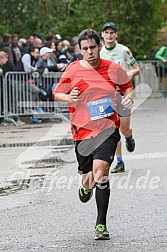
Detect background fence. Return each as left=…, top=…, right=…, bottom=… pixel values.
left=135, top=60, right=167, bottom=98
left=0, top=75, right=4, bottom=119
left=1, top=71, right=69, bottom=125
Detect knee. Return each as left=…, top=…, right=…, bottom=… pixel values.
left=93, top=161, right=109, bottom=183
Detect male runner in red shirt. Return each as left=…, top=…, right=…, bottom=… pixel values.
left=53, top=28, right=134, bottom=240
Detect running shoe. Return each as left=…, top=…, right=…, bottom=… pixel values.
left=111, top=162, right=125, bottom=173
left=126, top=137, right=135, bottom=152
left=79, top=186, right=93, bottom=203
left=94, top=224, right=110, bottom=240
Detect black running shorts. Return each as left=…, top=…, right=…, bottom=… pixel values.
left=74, top=128, right=120, bottom=174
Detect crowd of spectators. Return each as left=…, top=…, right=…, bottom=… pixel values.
left=0, top=32, right=81, bottom=75
left=0, top=32, right=82, bottom=122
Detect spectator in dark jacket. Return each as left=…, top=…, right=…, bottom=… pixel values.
left=0, top=51, right=13, bottom=115
left=15, top=46, right=39, bottom=73
left=11, top=34, right=23, bottom=65
left=22, top=35, right=35, bottom=54
left=0, top=34, right=15, bottom=67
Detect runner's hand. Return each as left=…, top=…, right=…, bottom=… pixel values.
left=69, top=87, right=80, bottom=102
left=121, top=96, right=134, bottom=109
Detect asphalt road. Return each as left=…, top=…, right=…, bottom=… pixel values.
left=0, top=98, right=167, bottom=252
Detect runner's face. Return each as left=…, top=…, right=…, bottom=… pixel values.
left=80, top=38, right=102, bottom=67
left=102, top=28, right=117, bottom=45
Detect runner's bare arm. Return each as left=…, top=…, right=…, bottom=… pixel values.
left=54, top=87, right=80, bottom=103
left=127, top=62, right=140, bottom=79
left=121, top=86, right=134, bottom=109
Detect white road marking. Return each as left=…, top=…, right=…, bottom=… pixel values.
left=124, top=152, right=167, bottom=160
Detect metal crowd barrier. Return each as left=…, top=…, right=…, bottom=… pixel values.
left=1, top=71, right=69, bottom=125
left=0, top=75, right=5, bottom=119
left=135, top=60, right=167, bottom=98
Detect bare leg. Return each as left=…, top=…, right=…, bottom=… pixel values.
left=81, top=171, right=94, bottom=190
left=115, top=116, right=132, bottom=158
left=115, top=140, right=122, bottom=158
left=119, top=116, right=132, bottom=137
left=111, top=116, right=133, bottom=173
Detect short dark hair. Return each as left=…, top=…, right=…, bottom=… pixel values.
left=29, top=46, right=39, bottom=54
left=11, top=34, right=19, bottom=39
left=78, top=29, right=100, bottom=49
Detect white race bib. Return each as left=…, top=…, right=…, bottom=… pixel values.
left=87, top=97, right=114, bottom=121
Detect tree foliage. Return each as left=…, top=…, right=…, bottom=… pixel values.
left=0, top=0, right=164, bottom=59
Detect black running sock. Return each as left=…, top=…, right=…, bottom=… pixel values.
left=95, top=180, right=110, bottom=226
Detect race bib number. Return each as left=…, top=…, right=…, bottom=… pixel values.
left=87, top=97, right=114, bottom=121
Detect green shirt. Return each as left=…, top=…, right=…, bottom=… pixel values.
left=155, top=46, right=167, bottom=68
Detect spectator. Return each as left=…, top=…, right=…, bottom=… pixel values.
left=0, top=51, right=25, bottom=124
left=64, top=46, right=75, bottom=63
left=61, top=39, right=70, bottom=53
left=0, top=50, right=14, bottom=75
left=22, top=35, right=35, bottom=54
left=18, top=38, right=27, bottom=51
left=32, top=38, right=44, bottom=49
left=0, top=51, right=10, bottom=116
left=33, top=33, right=44, bottom=42
left=37, top=47, right=60, bottom=102
left=155, top=45, right=167, bottom=98
left=55, top=41, right=69, bottom=64
left=54, top=34, right=62, bottom=43
left=11, top=34, right=22, bottom=65
left=14, top=46, right=47, bottom=116
left=0, top=34, right=15, bottom=67
left=37, top=47, right=57, bottom=74
left=15, top=46, right=39, bottom=73
left=45, top=33, right=55, bottom=44
left=46, top=41, right=68, bottom=71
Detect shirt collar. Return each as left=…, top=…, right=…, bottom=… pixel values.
left=105, top=43, right=116, bottom=50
